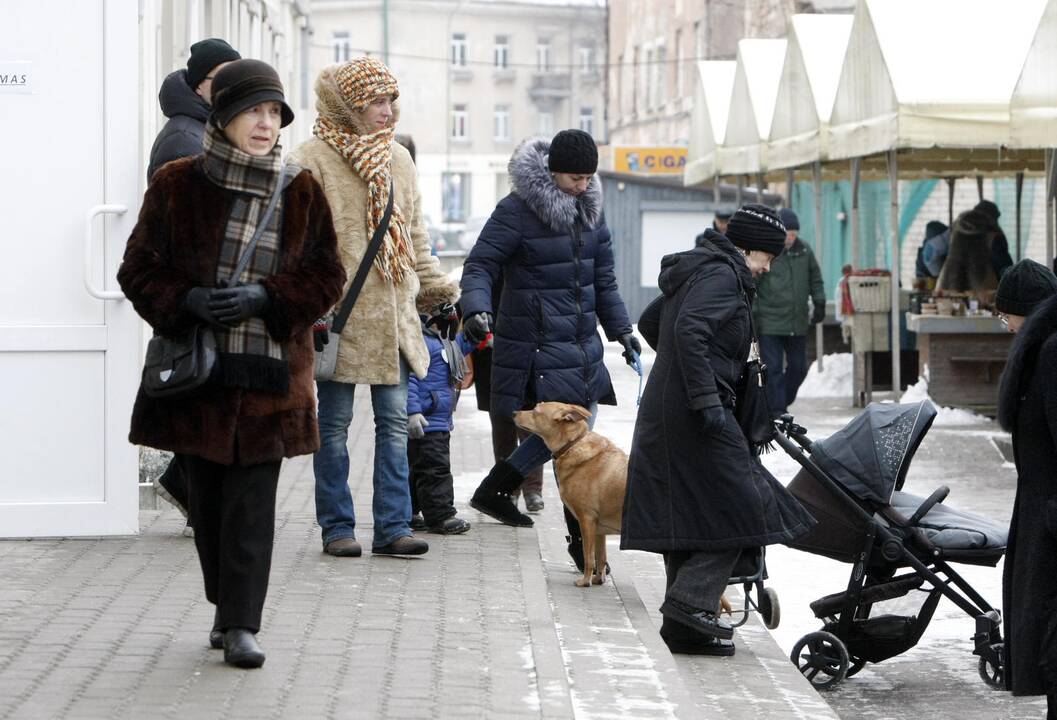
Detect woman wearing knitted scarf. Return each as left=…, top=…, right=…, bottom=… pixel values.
left=290, top=58, right=460, bottom=560
left=118, top=60, right=346, bottom=669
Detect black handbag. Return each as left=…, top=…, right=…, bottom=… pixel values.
left=141, top=165, right=289, bottom=398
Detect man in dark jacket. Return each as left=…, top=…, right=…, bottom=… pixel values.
left=146, top=38, right=240, bottom=182
left=754, top=208, right=825, bottom=416
left=460, top=130, right=639, bottom=557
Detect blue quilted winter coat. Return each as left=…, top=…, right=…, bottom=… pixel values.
left=407, top=330, right=473, bottom=434
left=459, top=138, right=632, bottom=418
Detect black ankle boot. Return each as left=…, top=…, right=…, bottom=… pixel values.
left=223, top=628, right=265, bottom=669
left=470, top=461, right=534, bottom=527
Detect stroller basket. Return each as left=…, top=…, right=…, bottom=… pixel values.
left=810, top=573, right=924, bottom=619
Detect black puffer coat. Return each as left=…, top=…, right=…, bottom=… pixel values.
left=998, top=293, right=1057, bottom=697
left=460, top=138, right=632, bottom=418
left=146, top=69, right=210, bottom=182
left=621, top=231, right=814, bottom=552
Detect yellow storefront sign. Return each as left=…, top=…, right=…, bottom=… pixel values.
left=613, top=146, right=687, bottom=175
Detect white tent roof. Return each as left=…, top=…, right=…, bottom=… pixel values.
left=683, top=61, right=737, bottom=186
left=828, top=0, right=1046, bottom=161
left=1011, top=0, right=1057, bottom=148
left=720, top=38, right=787, bottom=176
left=767, top=14, right=853, bottom=170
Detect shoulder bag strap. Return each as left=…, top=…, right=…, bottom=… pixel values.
left=331, top=180, right=396, bottom=335
left=226, top=164, right=290, bottom=286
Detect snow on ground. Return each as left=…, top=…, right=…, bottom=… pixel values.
left=797, top=353, right=853, bottom=398
left=900, top=366, right=991, bottom=426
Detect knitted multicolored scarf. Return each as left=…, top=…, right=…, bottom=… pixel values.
left=312, top=114, right=415, bottom=284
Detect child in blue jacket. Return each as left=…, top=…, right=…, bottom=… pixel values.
left=407, top=305, right=475, bottom=534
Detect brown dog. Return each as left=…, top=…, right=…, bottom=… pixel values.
left=514, top=402, right=625, bottom=587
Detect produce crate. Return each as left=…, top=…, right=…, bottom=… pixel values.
left=848, top=274, right=892, bottom=313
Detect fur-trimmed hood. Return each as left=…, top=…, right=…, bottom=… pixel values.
left=508, top=137, right=603, bottom=233
left=998, top=292, right=1057, bottom=431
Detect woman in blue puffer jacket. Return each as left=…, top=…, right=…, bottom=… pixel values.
left=459, top=129, right=640, bottom=563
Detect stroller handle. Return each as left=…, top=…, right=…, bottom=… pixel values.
left=906, top=485, right=950, bottom=526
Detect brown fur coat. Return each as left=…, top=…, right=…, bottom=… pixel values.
left=288, top=138, right=459, bottom=384
left=117, top=157, right=346, bottom=466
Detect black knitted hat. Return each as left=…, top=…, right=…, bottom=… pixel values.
left=778, top=207, right=799, bottom=231
left=714, top=209, right=733, bottom=220
left=186, top=38, right=241, bottom=90
left=925, top=220, right=948, bottom=239
left=974, top=199, right=1001, bottom=221
left=210, top=59, right=294, bottom=129
left=995, top=259, right=1057, bottom=316
left=726, top=204, right=787, bottom=257
left=548, top=129, right=598, bottom=174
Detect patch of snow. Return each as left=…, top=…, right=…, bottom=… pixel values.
left=797, top=352, right=853, bottom=398
left=900, top=365, right=990, bottom=426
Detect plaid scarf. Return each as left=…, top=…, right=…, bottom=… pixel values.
left=312, top=114, right=416, bottom=284
left=202, top=125, right=289, bottom=393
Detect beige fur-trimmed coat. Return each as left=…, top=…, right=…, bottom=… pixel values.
left=289, top=138, right=459, bottom=384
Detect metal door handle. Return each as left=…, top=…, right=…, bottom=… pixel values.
left=85, top=204, right=128, bottom=300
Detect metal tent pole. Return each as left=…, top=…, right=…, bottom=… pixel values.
left=946, top=177, right=956, bottom=227
left=1015, top=172, right=1024, bottom=261
left=1047, top=149, right=1056, bottom=271
left=713, top=173, right=721, bottom=208
left=736, top=175, right=744, bottom=207
left=813, top=160, right=824, bottom=372
left=976, top=175, right=984, bottom=201
left=888, top=150, right=901, bottom=396
left=850, top=158, right=861, bottom=269
left=756, top=172, right=765, bottom=203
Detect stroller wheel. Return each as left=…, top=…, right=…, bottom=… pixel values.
left=977, top=643, right=1004, bottom=689
left=846, top=656, right=867, bottom=678
left=791, top=631, right=849, bottom=691
left=759, top=587, right=781, bottom=630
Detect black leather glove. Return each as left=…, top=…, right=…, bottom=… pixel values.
left=811, top=303, right=826, bottom=325
left=184, top=287, right=220, bottom=325
left=208, top=283, right=270, bottom=326
left=313, top=318, right=330, bottom=352
left=463, top=312, right=493, bottom=346
left=618, top=334, right=642, bottom=366
left=699, top=404, right=727, bottom=435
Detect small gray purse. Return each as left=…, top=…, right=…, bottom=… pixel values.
left=314, top=181, right=394, bottom=381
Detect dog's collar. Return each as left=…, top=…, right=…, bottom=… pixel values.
left=552, top=429, right=589, bottom=459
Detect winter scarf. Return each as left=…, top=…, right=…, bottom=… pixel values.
left=508, top=137, right=603, bottom=233
left=425, top=325, right=468, bottom=388
left=311, top=60, right=415, bottom=284
left=202, top=124, right=290, bottom=392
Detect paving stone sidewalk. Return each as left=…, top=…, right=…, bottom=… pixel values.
left=0, top=388, right=835, bottom=720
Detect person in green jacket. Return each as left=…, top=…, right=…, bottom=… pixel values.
left=754, top=208, right=825, bottom=416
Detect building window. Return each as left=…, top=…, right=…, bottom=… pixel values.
left=538, top=110, right=553, bottom=136
left=442, top=172, right=471, bottom=223
left=656, top=44, right=667, bottom=108
left=616, top=52, right=624, bottom=115
left=579, top=107, right=594, bottom=136
left=332, top=31, right=351, bottom=63
left=495, top=172, right=511, bottom=202
left=675, top=29, right=684, bottom=98
left=644, top=47, right=654, bottom=110
left=579, top=45, right=594, bottom=72
left=451, top=33, right=468, bottom=67
left=536, top=38, right=551, bottom=72
left=494, top=35, right=509, bottom=69
left=632, top=46, right=639, bottom=113
left=451, top=104, right=469, bottom=140
left=494, top=105, right=510, bottom=141
left=694, top=20, right=705, bottom=61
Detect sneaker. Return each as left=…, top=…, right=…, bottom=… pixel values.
left=372, top=535, right=429, bottom=556
left=410, top=513, right=427, bottom=531
left=429, top=516, right=471, bottom=535
left=524, top=492, right=545, bottom=513
left=324, top=538, right=363, bottom=557
left=660, top=599, right=734, bottom=640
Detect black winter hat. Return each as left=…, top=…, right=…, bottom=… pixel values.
left=714, top=209, right=733, bottom=220
left=548, top=129, right=598, bottom=174
left=974, top=199, right=1001, bottom=221
left=726, top=203, right=787, bottom=257
left=995, top=259, right=1057, bottom=316
left=186, top=38, right=241, bottom=90
left=778, top=208, right=799, bottom=231
left=925, top=220, right=948, bottom=239
left=210, top=59, right=294, bottom=129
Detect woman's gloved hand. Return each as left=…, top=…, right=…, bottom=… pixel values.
left=208, top=283, right=270, bottom=326
left=811, top=303, right=826, bottom=325
left=463, top=312, right=493, bottom=346
left=618, top=334, right=642, bottom=366
left=407, top=413, right=428, bottom=440
left=184, top=287, right=221, bottom=325
left=699, top=404, right=727, bottom=435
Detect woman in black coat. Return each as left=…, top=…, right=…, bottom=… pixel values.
left=460, top=130, right=639, bottom=546
left=995, top=259, right=1057, bottom=717
left=621, top=205, right=814, bottom=656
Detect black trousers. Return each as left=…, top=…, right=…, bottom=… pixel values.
left=408, top=432, right=457, bottom=526
left=663, top=550, right=740, bottom=613
left=180, top=455, right=280, bottom=634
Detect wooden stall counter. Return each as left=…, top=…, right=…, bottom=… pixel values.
left=906, top=313, right=1013, bottom=415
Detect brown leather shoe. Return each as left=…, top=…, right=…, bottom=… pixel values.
left=372, top=535, right=429, bottom=556
left=324, top=538, right=362, bottom=557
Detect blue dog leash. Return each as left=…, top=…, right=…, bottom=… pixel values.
left=629, top=351, right=644, bottom=406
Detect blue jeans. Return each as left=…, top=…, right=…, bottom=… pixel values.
left=759, top=335, right=808, bottom=416
left=505, top=403, right=598, bottom=478
left=314, top=365, right=412, bottom=548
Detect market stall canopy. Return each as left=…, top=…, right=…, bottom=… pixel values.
left=719, top=38, right=786, bottom=177
left=827, top=0, right=1046, bottom=174
left=768, top=14, right=854, bottom=171
left=683, top=61, right=737, bottom=186
left=1010, top=0, right=1057, bottom=148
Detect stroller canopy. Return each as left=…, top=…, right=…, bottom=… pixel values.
left=810, top=401, right=937, bottom=505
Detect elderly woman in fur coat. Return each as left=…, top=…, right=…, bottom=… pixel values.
left=995, top=259, right=1057, bottom=718
left=459, top=130, right=640, bottom=569
left=118, top=60, right=346, bottom=668
left=289, top=58, right=460, bottom=560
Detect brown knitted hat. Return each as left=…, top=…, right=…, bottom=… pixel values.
left=334, top=57, right=399, bottom=112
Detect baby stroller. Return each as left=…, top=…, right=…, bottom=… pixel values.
left=772, top=401, right=1008, bottom=691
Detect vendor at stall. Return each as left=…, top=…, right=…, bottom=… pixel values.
left=935, top=199, right=1014, bottom=294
